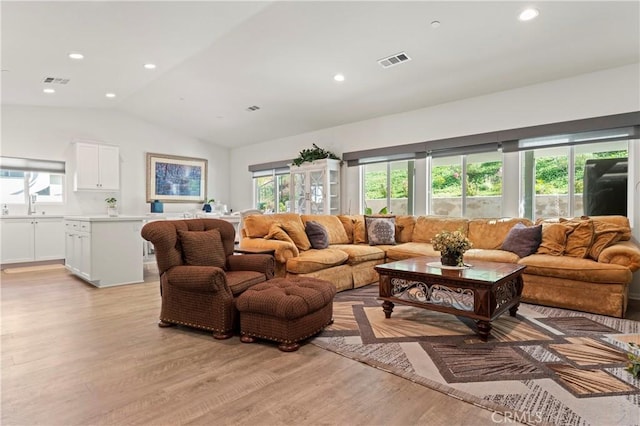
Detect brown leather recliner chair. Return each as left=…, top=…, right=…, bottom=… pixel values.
left=141, top=218, right=274, bottom=339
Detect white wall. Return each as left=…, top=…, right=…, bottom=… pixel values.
left=1, top=106, right=229, bottom=216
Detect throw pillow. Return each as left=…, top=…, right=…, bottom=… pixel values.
left=365, top=215, right=396, bottom=245
left=280, top=218, right=312, bottom=251
left=536, top=223, right=573, bottom=256
left=265, top=223, right=295, bottom=244
left=501, top=223, right=542, bottom=258
left=588, top=221, right=625, bottom=260
left=560, top=218, right=595, bottom=258
left=178, top=228, right=226, bottom=269
left=305, top=221, right=329, bottom=249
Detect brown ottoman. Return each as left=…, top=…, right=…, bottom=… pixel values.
left=236, top=277, right=336, bottom=352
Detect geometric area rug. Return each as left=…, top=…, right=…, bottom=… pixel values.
left=311, top=285, right=640, bottom=426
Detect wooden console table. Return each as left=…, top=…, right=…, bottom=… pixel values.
left=375, top=256, right=526, bottom=341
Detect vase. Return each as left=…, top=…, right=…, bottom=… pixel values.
left=441, top=252, right=461, bottom=267
left=107, top=205, right=118, bottom=217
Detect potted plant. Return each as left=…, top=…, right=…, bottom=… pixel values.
left=203, top=198, right=215, bottom=213
left=292, top=143, right=339, bottom=167
left=105, top=197, right=118, bottom=217
left=431, top=230, right=472, bottom=267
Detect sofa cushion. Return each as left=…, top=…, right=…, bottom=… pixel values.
left=501, top=223, right=542, bottom=258
left=178, top=228, right=226, bottom=269
left=395, top=215, right=416, bottom=243
left=353, top=215, right=367, bottom=244
left=585, top=215, right=631, bottom=241
left=329, top=244, right=385, bottom=265
left=518, top=254, right=631, bottom=284
left=412, top=216, right=468, bottom=243
left=286, top=249, right=348, bottom=274
left=385, top=242, right=439, bottom=261
left=302, top=214, right=350, bottom=244
left=365, top=215, right=396, bottom=245
left=536, top=223, right=573, bottom=256
left=337, top=215, right=356, bottom=243
left=243, top=213, right=302, bottom=238
left=468, top=218, right=532, bottom=249
left=463, top=248, right=521, bottom=264
left=305, top=220, right=329, bottom=249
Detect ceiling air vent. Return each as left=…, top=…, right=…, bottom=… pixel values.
left=246, top=105, right=261, bottom=112
left=377, top=52, right=411, bottom=69
left=42, top=77, right=70, bottom=84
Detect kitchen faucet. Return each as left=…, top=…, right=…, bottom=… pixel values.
left=28, top=194, right=37, bottom=215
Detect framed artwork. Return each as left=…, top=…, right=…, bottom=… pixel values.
left=146, top=153, right=207, bottom=203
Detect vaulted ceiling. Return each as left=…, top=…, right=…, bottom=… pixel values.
left=2, top=1, right=639, bottom=148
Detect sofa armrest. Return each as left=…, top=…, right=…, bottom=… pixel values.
left=598, top=240, right=640, bottom=272
left=164, top=265, right=229, bottom=293
left=239, top=237, right=299, bottom=264
left=228, top=254, right=275, bottom=280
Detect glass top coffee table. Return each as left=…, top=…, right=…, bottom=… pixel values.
left=375, top=256, right=526, bottom=341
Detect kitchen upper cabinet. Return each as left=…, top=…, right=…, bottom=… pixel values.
left=74, top=142, right=120, bottom=191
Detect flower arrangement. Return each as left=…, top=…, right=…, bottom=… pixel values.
left=626, top=342, right=640, bottom=378
left=431, top=230, right=472, bottom=266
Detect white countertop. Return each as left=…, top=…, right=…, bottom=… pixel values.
left=1, top=215, right=65, bottom=219
left=64, top=215, right=147, bottom=222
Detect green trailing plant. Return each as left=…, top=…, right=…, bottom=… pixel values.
left=105, top=197, right=117, bottom=207
left=292, top=143, right=339, bottom=167
left=626, top=342, right=640, bottom=378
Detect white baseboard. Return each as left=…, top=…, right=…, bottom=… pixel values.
left=628, top=291, right=640, bottom=301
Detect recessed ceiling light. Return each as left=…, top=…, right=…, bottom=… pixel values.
left=519, top=8, right=539, bottom=21
left=143, top=63, right=156, bottom=70
left=68, top=52, right=84, bottom=60
left=334, top=73, right=345, bottom=82
left=105, top=93, right=116, bottom=98
left=430, top=20, right=441, bottom=28
left=43, top=88, right=55, bottom=94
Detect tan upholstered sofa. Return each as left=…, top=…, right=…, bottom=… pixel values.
left=239, top=214, right=640, bottom=318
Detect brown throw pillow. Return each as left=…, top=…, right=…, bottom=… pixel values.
left=365, top=215, right=396, bottom=245
left=178, top=228, right=226, bottom=268
left=589, top=221, right=625, bottom=260
left=305, top=221, right=329, bottom=249
left=501, top=223, right=542, bottom=257
left=560, top=218, right=595, bottom=258
left=536, top=223, right=573, bottom=256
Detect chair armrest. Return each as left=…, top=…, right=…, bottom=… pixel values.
left=228, top=254, right=275, bottom=280
left=164, top=265, right=229, bottom=293
left=598, top=240, right=640, bottom=272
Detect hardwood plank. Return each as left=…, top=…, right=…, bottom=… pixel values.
left=5, top=266, right=608, bottom=425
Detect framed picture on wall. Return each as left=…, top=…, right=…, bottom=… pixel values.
left=146, top=153, right=207, bottom=203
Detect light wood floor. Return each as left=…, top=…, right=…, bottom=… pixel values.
left=2, top=267, right=638, bottom=426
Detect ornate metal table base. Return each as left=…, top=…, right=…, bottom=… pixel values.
left=376, top=257, right=526, bottom=342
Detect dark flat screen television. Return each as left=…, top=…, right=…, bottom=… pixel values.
left=583, top=157, right=627, bottom=216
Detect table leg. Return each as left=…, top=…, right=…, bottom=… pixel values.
left=509, top=302, right=520, bottom=317
left=382, top=300, right=394, bottom=318
left=476, top=320, right=492, bottom=342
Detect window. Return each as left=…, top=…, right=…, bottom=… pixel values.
left=362, top=160, right=414, bottom=214
left=520, top=140, right=629, bottom=220
left=430, top=152, right=502, bottom=217
left=0, top=157, right=65, bottom=205
left=253, top=169, right=290, bottom=213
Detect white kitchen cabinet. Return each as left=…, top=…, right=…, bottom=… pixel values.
left=64, top=216, right=145, bottom=287
left=1, top=217, right=64, bottom=264
left=290, top=158, right=341, bottom=215
left=74, top=142, right=120, bottom=191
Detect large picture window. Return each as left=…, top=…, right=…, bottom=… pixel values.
left=362, top=160, right=414, bottom=215
left=253, top=170, right=290, bottom=213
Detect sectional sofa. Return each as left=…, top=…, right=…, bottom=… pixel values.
left=239, top=213, right=640, bottom=318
